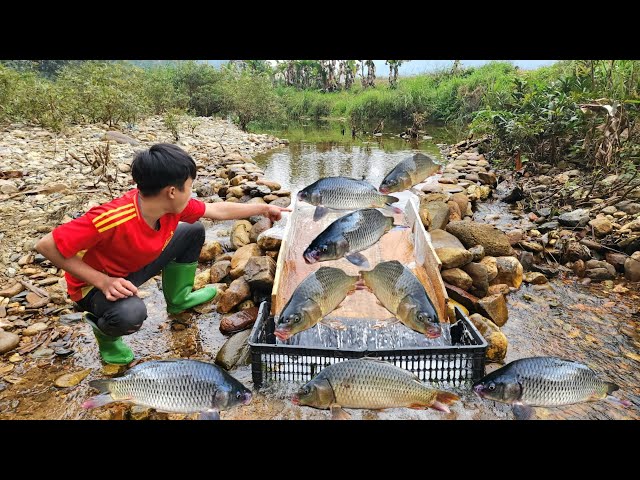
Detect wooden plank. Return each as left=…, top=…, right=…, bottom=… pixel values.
left=272, top=193, right=449, bottom=323
left=270, top=196, right=297, bottom=316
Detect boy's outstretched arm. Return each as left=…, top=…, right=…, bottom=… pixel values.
left=35, top=234, right=137, bottom=301
left=204, top=202, right=292, bottom=222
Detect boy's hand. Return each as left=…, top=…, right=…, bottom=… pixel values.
left=101, top=276, right=138, bottom=301
left=263, top=205, right=292, bottom=222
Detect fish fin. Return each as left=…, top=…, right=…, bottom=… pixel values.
left=409, top=403, right=430, bottom=410
left=512, top=403, right=535, bottom=420
left=605, top=382, right=619, bottom=395
left=330, top=404, right=351, bottom=420
left=345, top=252, right=369, bottom=268
left=382, top=205, right=403, bottom=215
left=320, top=319, right=347, bottom=331
left=354, top=278, right=371, bottom=291
left=430, top=391, right=460, bottom=413
left=81, top=393, right=115, bottom=409
left=88, top=379, right=112, bottom=394
left=604, top=395, right=632, bottom=407
left=313, top=206, right=329, bottom=221
left=199, top=410, right=220, bottom=420
left=391, top=224, right=410, bottom=231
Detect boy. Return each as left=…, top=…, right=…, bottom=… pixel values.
left=35, top=143, right=289, bottom=365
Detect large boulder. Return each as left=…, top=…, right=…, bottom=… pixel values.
left=243, top=256, right=276, bottom=291
left=624, top=252, right=640, bottom=282
left=430, top=229, right=472, bottom=269
left=477, top=294, right=509, bottom=327
left=230, top=243, right=262, bottom=278
left=558, top=209, right=590, bottom=227
left=468, top=314, right=507, bottom=362
left=462, top=262, right=489, bottom=298
left=490, top=256, right=523, bottom=289
left=440, top=268, right=473, bottom=291
left=249, top=217, right=273, bottom=243
left=231, top=220, right=253, bottom=250
left=210, top=260, right=232, bottom=283
left=216, top=277, right=251, bottom=313
left=445, top=221, right=514, bottom=257
left=215, top=330, right=252, bottom=370
left=419, top=200, right=450, bottom=231
left=199, top=241, right=224, bottom=262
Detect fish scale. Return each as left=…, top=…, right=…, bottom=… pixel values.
left=362, top=261, right=434, bottom=316
left=507, top=357, right=610, bottom=406
left=105, top=360, right=234, bottom=413
left=286, top=267, right=358, bottom=315
left=339, top=209, right=393, bottom=253
left=316, top=359, right=439, bottom=409
left=302, top=177, right=392, bottom=209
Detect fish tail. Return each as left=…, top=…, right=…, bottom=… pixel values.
left=431, top=391, right=460, bottom=412
left=605, top=382, right=619, bottom=395
left=88, top=379, right=112, bottom=394
left=82, top=393, right=115, bottom=409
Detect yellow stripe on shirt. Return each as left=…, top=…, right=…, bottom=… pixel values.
left=97, top=213, right=137, bottom=233
left=94, top=207, right=136, bottom=228
left=92, top=203, right=135, bottom=224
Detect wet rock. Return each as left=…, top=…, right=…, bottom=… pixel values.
left=419, top=200, right=450, bottom=231
left=465, top=173, right=480, bottom=183
left=490, top=256, right=523, bottom=289
left=238, top=300, right=256, bottom=310
left=220, top=307, right=259, bottom=335
left=573, top=259, right=586, bottom=277
left=605, top=252, right=627, bottom=273
left=450, top=192, right=469, bottom=216
left=23, top=322, right=48, bottom=336
left=210, top=260, right=232, bottom=283
left=506, top=229, right=524, bottom=246
left=0, top=331, right=20, bottom=354
left=579, top=238, right=603, bottom=252
left=193, top=270, right=211, bottom=290
left=444, top=283, right=479, bottom=312
left=247, top=197, right=266, bottom=205
left=462, top=262, right=489, bottom=298
left=601, top=206, right=618, bottom=215
left=104, top=131, right=139, bottom=145
left=215, top=329, right=252, bottom=370
left=230, top=220, right=252, bottom=250
left=477, top=294, right=509, bottom=327
left=518, top=251, right=535, bottom=272
left=624, top=252, right=640, bottom=282
left=531, top=263, right=560, bottom=278
left=216, top=277, right=251, bottom=313
left=503, top=186, right=524, bottom=204
left=256, top=179, right=281, bottom=191
left=588, top=217, right=612, bottom=237
left=440, top=268, right=473, bottom=291
left=537, top=221, right=559, bottom=232
left=617, top=201, right=640, bottom=215
left=479, top=256, right=498, bottom=282
left=487, top=284, right=511, bottom=296
left=249, top=217, right=272, bottom=243
left=54, top=369, right=91, bottom=388
left=269, top=197, right=291, bottom=208
left=435, top=248, right=473, bottom=269
left=58, top=313, right=84, bottom=325
left=586, top=267, right=617, bottom=281
left=445, top=221, right=513, bottom=257
left=257, top=227, right=283, bottom=251
left=230, top=243, right=262, bottom=278
left=0, top=283, right=24, bottom=298
left=421, top=183, right=444, bottom=193
left=562, top=240, right=592, bottom=262
left=243, top=256, right=276, bottom=291
left=519, top=241, right=544, bottom=253
left=468, top=245, right=485, bottom=262
left=478, top=171, right=497, bottom=187
left=523, top=272, right=548, bottom=285
left=447, top=201, right=462, bottom=222
left=469, top=314, right=507, bottom=362
left=558, top=209, right=590, bottom=227
left=198, top=241, right=224, bottom=262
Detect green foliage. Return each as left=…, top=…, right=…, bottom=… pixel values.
left=222, top=72, right=283, bottom=130
left=163, top=108, right=185, bottom=141
left=57, top=61, right=150, bottom=126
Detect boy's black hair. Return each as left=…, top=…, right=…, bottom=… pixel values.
left=131, top=143, right=197, bottom=196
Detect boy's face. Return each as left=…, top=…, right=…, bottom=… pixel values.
left=168, top=177, right=194, bottom=213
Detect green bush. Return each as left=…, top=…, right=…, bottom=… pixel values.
left=222, top=72, right=283, bottom=131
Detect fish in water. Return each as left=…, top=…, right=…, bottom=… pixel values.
left=303, top=208, right=405, bottom=268
left=293, top=358, right=459, bottom=419
left=473, top=356, right=631, bottom=420
left=379, top=152, right=440, bottom=194
left=82, top=359, right=252, bottom=420
left=297, top=176, right=401, bottom=221
left=360, top=260, right=440, bottom=338
left=274, top=267, right=360, bottom=341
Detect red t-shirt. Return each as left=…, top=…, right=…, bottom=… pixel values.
left=52, top=188, right=206, bottom=301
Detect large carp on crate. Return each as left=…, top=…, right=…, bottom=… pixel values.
left=249, top=192, right=487, bottom=388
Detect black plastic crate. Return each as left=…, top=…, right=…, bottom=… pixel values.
left=248, top=301, right=487, bottom=389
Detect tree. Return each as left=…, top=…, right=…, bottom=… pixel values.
left=385, top=60, right=407, bottom=89
left=222, top=72, right=282, bottom=131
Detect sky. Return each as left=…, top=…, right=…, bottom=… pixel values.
left=372, top=60, right=557, bottom=76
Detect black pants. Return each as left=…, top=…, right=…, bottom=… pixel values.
left=76, top=221, right=206, bottom=337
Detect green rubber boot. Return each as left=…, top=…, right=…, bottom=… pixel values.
left=83, top=313, right=134, bottom=365
left=162, top=261, right=217, bottom=314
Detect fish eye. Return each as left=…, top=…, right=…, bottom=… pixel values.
left=236, top=392, right=243, bottom=399
left=321, top=245, right=328, bottom=252
left=301, top=386, right=310, bottom=395
left=488, top=383, right=496, bottom=391
left=293, top=315, right=301, bottom=324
